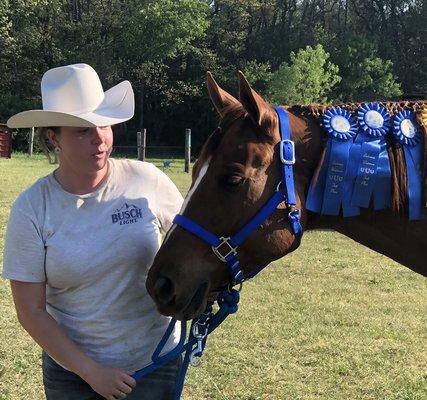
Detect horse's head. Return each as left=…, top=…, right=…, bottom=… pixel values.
left=146, top=72, right=322, bottom=320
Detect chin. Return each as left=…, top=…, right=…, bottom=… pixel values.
left=91, top=156, right=109, bottom=170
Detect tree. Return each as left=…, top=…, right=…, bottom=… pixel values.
left=1, top=0, right=422, bottom=151
left=333, top=37, right=402, bottom=101
left=0, top=0, right=17, bottom=121
left=241, top=60, right=272, bottom=93
left=119, top=0, right=211, bottom=141
left=267, top=44, right=341, bottom=105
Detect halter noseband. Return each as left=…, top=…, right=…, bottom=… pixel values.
left=173, top=106, right=303, bottom=286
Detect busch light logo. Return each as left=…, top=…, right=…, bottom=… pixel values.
left=112, top=203, right=143, bottom=225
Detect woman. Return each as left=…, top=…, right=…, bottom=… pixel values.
left=2, top=64, right=183, bottom=400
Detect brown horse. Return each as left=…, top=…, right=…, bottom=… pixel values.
left=146, top=71, right=427, bottom=321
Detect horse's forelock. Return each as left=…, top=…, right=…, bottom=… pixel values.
left=194, top=104, right=247, bottom=179
left=220, top=103, right=247, bottom=130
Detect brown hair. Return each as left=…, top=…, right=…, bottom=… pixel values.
left=36, top=127, right=61, bottom=164
left=290, top=101, right=427, bottom=213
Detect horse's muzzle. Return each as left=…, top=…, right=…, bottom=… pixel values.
left=148, top=274, right=209, bottom=320
left=153, top=276, right=175, bottom=306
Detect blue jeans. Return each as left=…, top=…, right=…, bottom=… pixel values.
left=42, top=352, right=182, bottom=400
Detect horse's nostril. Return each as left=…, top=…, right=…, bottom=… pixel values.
left=154, top=276, right=175, bottom=306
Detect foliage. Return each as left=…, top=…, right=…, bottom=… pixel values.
left=267, top=44, right=341, bottom=105
left=333, top=37, right=402, bottom=101
left=241, top=60, right=273, bottom=93
left=122, top=0, right=209, bottom=62
left=0, top=0, right=423, bottom=149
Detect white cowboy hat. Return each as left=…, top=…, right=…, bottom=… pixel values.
left=7, top=63, right=135, bottom=128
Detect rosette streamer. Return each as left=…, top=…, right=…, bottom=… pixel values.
left=306, top=107, right=358, bottom=216
left=350, top=103, right=392, bottom=210
left=393, top=110, right=424, bottom=220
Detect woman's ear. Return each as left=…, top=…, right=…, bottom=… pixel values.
left=46, top=128, right=59, bottom=148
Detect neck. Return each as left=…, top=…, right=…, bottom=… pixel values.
left=54, top=161, right=110, bottom=195
left=296, top=112, right=427, bottom=276
left=306, top=212, right=427, bottom=276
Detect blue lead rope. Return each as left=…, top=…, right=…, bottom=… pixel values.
left=132, top=289, right=241, bottom=399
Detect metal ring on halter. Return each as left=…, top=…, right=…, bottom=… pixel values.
left=228, top=281, right=243, bottom=293
left=276, top=181, right=284, bottom=192
left=287, top=204, right=297, bottom=213
left=212, top=237, right=238, bottom=262
left=276, top=181, right=299, bottom=210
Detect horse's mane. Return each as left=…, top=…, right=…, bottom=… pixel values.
left=289, top=101, right=427, bottom=213
left=198, top=100, right=427, bottom=213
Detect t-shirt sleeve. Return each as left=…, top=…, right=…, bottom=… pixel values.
left=2, top=201, right=46, bottom=282
left=154, top=169, right=184, bottom=235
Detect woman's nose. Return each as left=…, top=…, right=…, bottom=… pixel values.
left=92, top=127, right=106, bottom=144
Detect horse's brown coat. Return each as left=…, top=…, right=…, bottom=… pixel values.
left=146, top=72, right=427, bottom=320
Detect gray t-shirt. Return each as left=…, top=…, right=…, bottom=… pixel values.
left=2, top=158, right=183, bottom=372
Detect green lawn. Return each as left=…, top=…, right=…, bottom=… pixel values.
left=0, top=153, right=426, bottom=400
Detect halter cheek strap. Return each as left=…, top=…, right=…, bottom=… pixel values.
left=173, top=107, right=302, bottom=285
left=276, top=106, right=303, bottom=239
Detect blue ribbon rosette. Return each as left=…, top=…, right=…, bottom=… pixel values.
left=393, top=110, right=424, bottom=220
left=350, top=103, right=392, bottom=210
left=306, top=107, right=358, bottom=216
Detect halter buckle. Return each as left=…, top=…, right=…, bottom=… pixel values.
left=212, top=237, right=237, bottom=262
left=280, top=139, right=295, bottom=165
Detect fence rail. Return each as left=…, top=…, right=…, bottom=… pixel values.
left=112, top=129, right=192, bottom=172
left=24, top=127, right=192, bottom=172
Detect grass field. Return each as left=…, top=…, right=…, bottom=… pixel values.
left=0, top=153, right=426, bottom=400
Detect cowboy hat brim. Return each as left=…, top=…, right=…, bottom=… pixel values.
left=7, top=81, right=134, bottom=128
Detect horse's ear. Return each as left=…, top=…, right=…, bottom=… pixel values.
left=238, top=70, right=271, bottom=127
left=207, top=71, right=239, bottom=117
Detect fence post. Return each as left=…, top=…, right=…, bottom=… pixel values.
left=28, top=127, right=34, bottom=156
left=185, top=128, right=191, bottom=173
left=137, top=129, right=146, bottom=161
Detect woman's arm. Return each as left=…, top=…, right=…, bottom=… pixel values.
left=11, top=280, right=136, bottom=400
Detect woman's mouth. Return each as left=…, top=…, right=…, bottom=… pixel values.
left=92, top=150, right=106, bottom=159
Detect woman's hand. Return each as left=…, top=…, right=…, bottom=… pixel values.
left=10, top=281, right=137, bottom=399
left=83, top=363, right=136, bottom=400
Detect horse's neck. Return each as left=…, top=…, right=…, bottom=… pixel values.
left=296, top=112, right=427, bottom=276
left=306, top=207, right=427, bottom=276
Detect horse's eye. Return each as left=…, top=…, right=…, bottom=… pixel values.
left=223, top=175, right=245, bottom=187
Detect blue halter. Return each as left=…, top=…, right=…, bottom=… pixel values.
left=131, top=107, right=302, bottom=399
left=173, top=106, right=302, bottom=284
